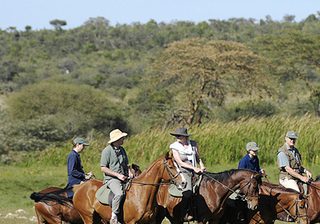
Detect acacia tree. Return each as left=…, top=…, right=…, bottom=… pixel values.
left=151, top=38, right=270, bottom=125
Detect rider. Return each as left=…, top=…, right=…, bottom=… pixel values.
left=277, top=131, right=312, bottom=192
left=100, top=129, right=133, bottom=224
left=65, top=137, right=92, bottom=198
left=238, top=141, right=266, bottom=176
left=170, top=127, right=206, bottom=221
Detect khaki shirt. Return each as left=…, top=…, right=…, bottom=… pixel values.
left=100, top=144, right=129, bottom=183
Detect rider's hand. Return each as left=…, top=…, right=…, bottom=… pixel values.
left=194, top=167, right=203, bottom=174
left=117, top=173, right=127, bottom=181
left=85, top=171, right=93, bottom=180
left=306, top=170, right=312, bottom=179
left=301, top=176, right=310, bottom=183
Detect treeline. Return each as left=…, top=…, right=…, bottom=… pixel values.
left=1, top=14, right=320, bottom=156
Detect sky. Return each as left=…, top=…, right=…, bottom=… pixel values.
left=1, top=0, right=320, bottom=30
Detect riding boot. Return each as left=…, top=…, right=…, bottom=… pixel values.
left=181, top=191, right=193, bottom=221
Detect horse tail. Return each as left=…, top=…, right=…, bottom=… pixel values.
left=30, top=191, right=72, bottom=206
left=30, top=192, right=44, bottom=202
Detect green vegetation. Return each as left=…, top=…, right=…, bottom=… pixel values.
left=1, top=14, right=320, bottom=223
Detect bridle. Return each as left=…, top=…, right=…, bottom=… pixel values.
left=276, top=195, right=308, bottom=223
left=237, top=174, right=261, bottom=201
left=129, top=157, right=181, bottom=187
left=203, top=172, right=260, bottom=202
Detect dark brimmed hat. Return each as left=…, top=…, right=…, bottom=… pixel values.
left=170, top=127, right=190, bottom=137
left=73, top=137, right=89, bottom=146
left=286, top=131, right=298, bottom=139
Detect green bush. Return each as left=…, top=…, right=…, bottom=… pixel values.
left=2, top=82, right=128, bottom=152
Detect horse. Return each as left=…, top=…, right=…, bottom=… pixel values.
left=155, top=169, right=261, bottom=224
left=306, top=177, right=320, bottom=223
left=219, top=181, right=309, bottom=224
left=72, top=152, right=183, bottom=224
left=30, top=186, right=83, bottom=224
left=30, top=164, right=142, bottom=224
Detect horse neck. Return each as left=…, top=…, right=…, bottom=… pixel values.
left=261, top=182, right=299, bottom=205
left=229, top=170, right=253, bottom=189
left=134, top=158, right=164, bottom=185
left=204, top=170, right=250, bottom=195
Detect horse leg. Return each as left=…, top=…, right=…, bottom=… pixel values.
left=35, top=202, right=62, bottom=224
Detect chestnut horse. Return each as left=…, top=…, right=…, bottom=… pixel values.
left=155, top=169, right=261, bottom=224
left=219, top=181, right=309, bottom=224
left=72, top=152, right=182, bottom=224
left=30, top=187, right=83, bottom=224
left=30, top=164, right=142, bottom=224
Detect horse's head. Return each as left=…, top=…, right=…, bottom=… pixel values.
left=162, top=151, right=183, bottom=187
left=237, top=171, right=261, bottom=210
left=129, top=163, right=142, bottom=177
left=293, top=193, right=309, bottom=224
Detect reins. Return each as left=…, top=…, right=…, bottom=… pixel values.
left=261, top=179, right=309, bottom=222
left=202, top=171, right=259, bottom=201
left=129, top=157, right=181, bottom=187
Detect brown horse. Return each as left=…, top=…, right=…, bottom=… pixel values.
left=155, top=169, right=261, bottom=224
left=72, top=152, right=182, bottom=224
left=30, top=164, right=142, bottom=224
left=30, top=187, right=83, bottom=224
left=306, top=178, right=320, bottom=223
left=219, top=181, right=309, bottom=224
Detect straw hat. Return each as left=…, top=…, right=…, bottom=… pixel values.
left=108, top=129, right=128, bottom=144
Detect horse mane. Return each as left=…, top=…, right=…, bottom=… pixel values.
left=315, top=175, right=320, bottom=182
left=204, top=169, right=238, bottom=182
left=30, top=189, right=72, bottom=206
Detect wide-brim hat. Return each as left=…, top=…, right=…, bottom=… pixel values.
left=246, top=142, right=259, bottom=151
left=108, top=129, right=128, bottom=144
left=286, top=131, right=298, bottom=139
left=170, top=127, right=190, bottom=137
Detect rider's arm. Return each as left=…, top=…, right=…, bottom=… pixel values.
left=100, top=166, right=125, bottom=180
left=284, top=166, right=309, bottom=183
left=172, top=149, right=202, bottom=173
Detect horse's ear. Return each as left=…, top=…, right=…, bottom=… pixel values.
left=166, top=150, right=173, bottom=158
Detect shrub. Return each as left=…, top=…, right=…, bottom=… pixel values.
left=2, top=82, right=128, bottom=152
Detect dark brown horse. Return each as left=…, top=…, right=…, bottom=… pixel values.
left=30, top=164, right=142, bottom=224
left=155, top=169, right=261, bottom=224
left=306, top=178, right=320, bottom=223
left=219, top=181, right=309, bottom=224
left=72, top=152, right=182, bottom=224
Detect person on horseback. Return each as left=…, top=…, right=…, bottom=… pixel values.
left=238, top=141, right=266, bottom=176
left=100, top=129, right=133, bottom=224
left=277, top=131, right=312, bottom=192
left=170, top=127, right=206, bottom=221
left=66, top=137, right=92, bottom=198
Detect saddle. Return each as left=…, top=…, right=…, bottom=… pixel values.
left=96, top=181, right=132, bottom=205
left=168, top=174, right=202, bottom=197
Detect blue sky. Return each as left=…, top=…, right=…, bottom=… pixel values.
left=1, top=0, right=319, bottom=30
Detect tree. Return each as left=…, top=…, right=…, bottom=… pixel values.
left=150, top=38, right=270, bottom=125
left=49, top=19, right=67, bottom=31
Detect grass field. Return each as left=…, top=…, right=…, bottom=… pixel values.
left=1, top=163, right=319, bottom=223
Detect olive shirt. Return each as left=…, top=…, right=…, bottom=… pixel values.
left=277, top=143, right=304, bottom=180
left=100, top=144, right=129, bottom=183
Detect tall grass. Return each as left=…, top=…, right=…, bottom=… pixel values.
left=126, top=115, right=320, bottom=168
left=21, top=115, right=320, bottom=170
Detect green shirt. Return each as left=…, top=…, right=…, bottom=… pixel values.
left=100, top=144, right=129, bottom=183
